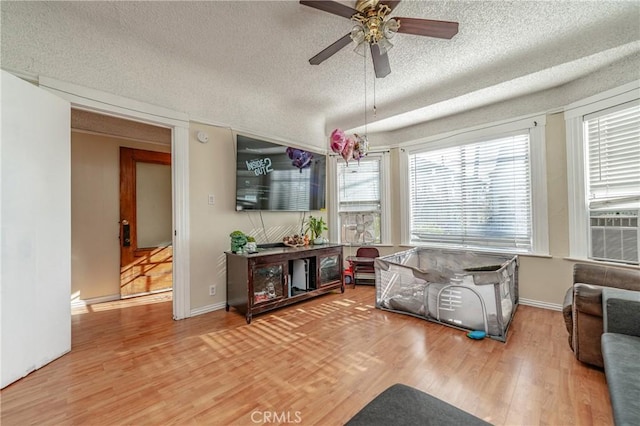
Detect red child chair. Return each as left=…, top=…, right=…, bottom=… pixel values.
left=347, top=247, right=380, bottom=287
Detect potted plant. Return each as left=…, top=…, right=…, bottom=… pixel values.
left=245, top=236, right=257, bottom=253
left=305, top=216, right=328, bottom=244
left=229, top=230, right=248, bottom=253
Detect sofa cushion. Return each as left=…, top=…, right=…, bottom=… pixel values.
left=602, top=288, right=640, bottom=336
left=601, top=333, right=640, bottom=426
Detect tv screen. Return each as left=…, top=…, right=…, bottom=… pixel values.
left=235, top=135, right=326, bottom=211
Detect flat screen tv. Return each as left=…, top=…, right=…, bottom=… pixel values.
left=235, top=135, right=326, bottom=211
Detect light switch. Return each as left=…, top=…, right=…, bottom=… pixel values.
left=208, top=194, right=215, bottom=205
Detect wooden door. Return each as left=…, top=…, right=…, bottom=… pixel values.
left=119, top=147, right=172, bottom=298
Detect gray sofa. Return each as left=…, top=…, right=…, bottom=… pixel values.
left=562, top=263, right=640, bottom=367
left=601, top=288, right=640, bottom=426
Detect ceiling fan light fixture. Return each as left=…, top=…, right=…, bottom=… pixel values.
left=376, top=37, right=394, bottom=55
left=350, top=3, right=398, bottom=53
left=382, top=18, right=400, bottom=39
left=350, top=25, right=365, bottom=45
left=354, top=40, right=368, bottom=57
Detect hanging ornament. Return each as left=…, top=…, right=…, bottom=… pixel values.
left=341, top=138, right=355, bottom=164
left=352, top=134, right=369, bottom=163
left=330, top=128, right=347, bottom=154
left=286, top=147, right=313, bottom=172
left=330, top=128, right=370, bottom=165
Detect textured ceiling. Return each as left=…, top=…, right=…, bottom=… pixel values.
left=2, top=1, right=639, bottom=149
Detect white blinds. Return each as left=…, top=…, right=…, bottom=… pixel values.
left=337, top=158, right=381, bottom=212
left=337, top=157, right=382, bottom=244
left=409, top=133, right=532, bottom=250
left=586, top=101, right=640, bottom=203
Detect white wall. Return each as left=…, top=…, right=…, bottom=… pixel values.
left=1, top=71, right=71, bottom=388
left=518, top=112, right=574, bottom=307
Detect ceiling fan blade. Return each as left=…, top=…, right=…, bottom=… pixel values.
left=395, top=17, right=459, bottom=39
left=370, top=44, right=391, bottom=78
left=381, top=1, right=402, bottom=12
left=299, top=1, right=358, bottom=19
left=309, top=33, right=352, bottom=65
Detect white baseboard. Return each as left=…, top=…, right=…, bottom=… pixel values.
left=190, top=301, right=227, bottom=317
left=71, top=294, right=120, bottom=308
left=519, top=298, right=562, bottom=311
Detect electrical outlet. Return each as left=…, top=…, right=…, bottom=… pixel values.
left=208, top=194, right=215, bottom=205
left=209, top=285, right=216, bottom=296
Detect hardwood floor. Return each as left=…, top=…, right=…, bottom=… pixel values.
left=1, top=287, right=611, bottom=425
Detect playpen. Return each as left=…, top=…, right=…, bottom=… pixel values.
left=375, top=247, right=519, bottom=342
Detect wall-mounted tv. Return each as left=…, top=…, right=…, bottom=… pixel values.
left=235, top=135, right=326, bottom=211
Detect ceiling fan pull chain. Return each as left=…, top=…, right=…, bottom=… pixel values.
left=373, top=76, right=377, bottom=118
left=364, top=45, right=368, bottom=136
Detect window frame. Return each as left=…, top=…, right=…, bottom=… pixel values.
left=399, top=114, right=548, bottom=255
left=564, top=81, right=640, bottom=260
left=328, top=152, right=391, bottom=246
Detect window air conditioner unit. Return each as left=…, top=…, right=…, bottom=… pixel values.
left=589, top=209, right=639, bottom=265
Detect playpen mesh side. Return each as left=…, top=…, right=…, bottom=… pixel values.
left=376, top=257, right=428, bottom=317
left=375, top=248, right=519, bottom=341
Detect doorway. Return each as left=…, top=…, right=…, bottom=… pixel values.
left=119, top=147, right=173, bottom=298
left=41, top=75, right=191, bottom=319
left=70, top=110, right=174, bottom=307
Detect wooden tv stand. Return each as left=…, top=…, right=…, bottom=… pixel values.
left=225, top=244, right=344, bottom=323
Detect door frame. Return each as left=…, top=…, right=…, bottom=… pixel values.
left=39, top=76, right=191, bottom=320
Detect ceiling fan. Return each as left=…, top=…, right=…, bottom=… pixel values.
left=300, top=0, right=459, bottom=78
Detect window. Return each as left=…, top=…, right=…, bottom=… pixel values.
left=409, top=133, right=532, bottom=251
left=333, top=154, right=389, bottom=245
left=585, top=102, right=640, bottom=205
left=565, top=81, right=640, bottom=264
left=400, top=115, right=547, bottom=254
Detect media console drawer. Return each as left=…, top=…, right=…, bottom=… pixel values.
left=225, top=244, right=344, bottom=323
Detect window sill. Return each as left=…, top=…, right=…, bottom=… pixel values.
left=563, top=257, right=640, bottom=270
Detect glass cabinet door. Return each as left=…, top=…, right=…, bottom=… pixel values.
left=319, top=255, right=341, bottom=286
left=253, top=263, right=285, bottom=304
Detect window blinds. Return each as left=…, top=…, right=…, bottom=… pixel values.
left=409, top=133, right=532, bottom=250
left=337, top=158, right=381, bottom=212
left=585, top=101, right=640, bottom=203
left=337, top=157, right=382, bottom=244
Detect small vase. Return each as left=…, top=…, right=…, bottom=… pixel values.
left=314, top=237, right=324, bottom=245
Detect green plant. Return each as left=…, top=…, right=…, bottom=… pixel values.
left=230, top=230, right=246, bottom=238
left=247, top=236, right=256, bottom=243
left=305, top=216, right=327, bottom=240
left=229, top=230, right=248, bottom=253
